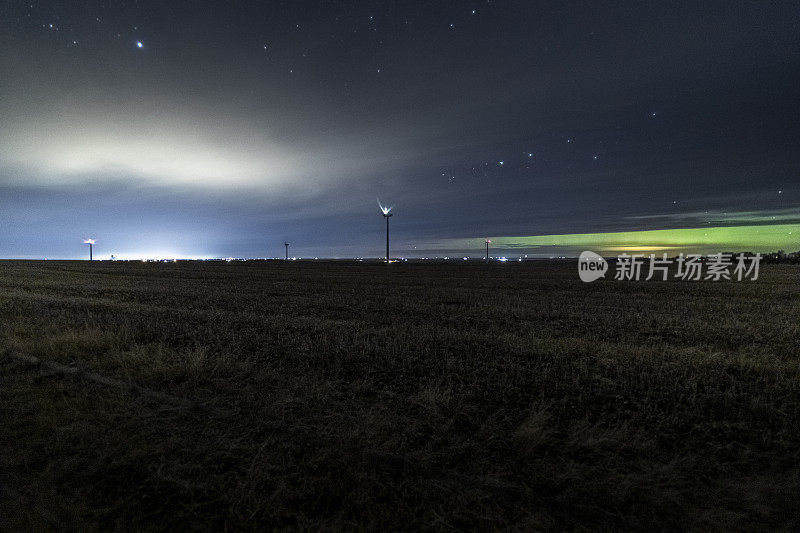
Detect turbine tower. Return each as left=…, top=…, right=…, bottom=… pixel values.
left=84, top=239, right=95, bottom=261
left=485, top=239, right=491, bottom=261
left=284, top=242, right=290, bottom=260
left=379, top=201, right=393, bottom=263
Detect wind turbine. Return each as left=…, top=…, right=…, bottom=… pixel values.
left=84, top=239, right=95, bottom=261
left=379, top=201, right=393, bottom=263
left=284, top=242, right=290, bottom=260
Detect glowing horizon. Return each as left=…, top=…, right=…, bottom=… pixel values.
left=435, top=224, right=800, bottom=256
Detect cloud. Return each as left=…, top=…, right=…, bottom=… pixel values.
left=625, top=207, right=800, bottom=225
left=1, top=116, right=293, bottom=187
left=0, top=87, right=476, bottom=195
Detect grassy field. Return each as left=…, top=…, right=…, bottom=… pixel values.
left=1, top=259, right=799, bottom=530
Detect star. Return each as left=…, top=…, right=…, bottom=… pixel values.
left=136, top=41, right=143, bottom=48
left=593, top=155, right=598, bottom=160
left=498, top=160, right=504, bottom=165
left=527, top=153, right=532, bottom=157
left=651, top=112, right=657, bottom=117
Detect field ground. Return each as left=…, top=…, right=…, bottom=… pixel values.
left=1, top=259, right=799, bottom=530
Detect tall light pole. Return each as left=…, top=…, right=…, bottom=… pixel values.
left=384, top=212, right=393, bottom=263
left=284, top=242, right=290, bottom=260
left=485, top=239, right=491, bottom=261
left=84, top=239, right=95, bottom=261
left=379, top=201, right=393, bottom=263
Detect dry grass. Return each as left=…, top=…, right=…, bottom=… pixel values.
left=1, top=259, right=799, bottom=530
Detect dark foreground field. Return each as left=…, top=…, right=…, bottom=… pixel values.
left=1, top=260, right=799, bottom=530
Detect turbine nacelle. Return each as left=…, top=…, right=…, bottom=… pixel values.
left=378, top=200, right=393, bottom=216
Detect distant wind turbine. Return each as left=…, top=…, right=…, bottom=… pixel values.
left=84, top=239, right=95, bottom=261
left=379, top=200, right=393, bottom=263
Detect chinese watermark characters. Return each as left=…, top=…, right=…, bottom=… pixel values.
left=579, top=252, right=761, bottom=282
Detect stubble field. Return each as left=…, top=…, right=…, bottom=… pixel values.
left=1, top=259, right=799, bottom=530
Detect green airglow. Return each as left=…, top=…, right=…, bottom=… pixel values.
left=441, top=224, right=800, bottom=255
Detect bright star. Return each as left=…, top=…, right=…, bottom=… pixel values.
left=528, top=153, right=532, bottom=157
left=136, top=41, right=143, bottom=48
left=499, top=161, right=504, bottom=165
left=593, top=155, right=598, bottom=160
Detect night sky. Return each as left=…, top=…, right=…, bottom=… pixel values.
left=1, top=1, right=798, bottom=259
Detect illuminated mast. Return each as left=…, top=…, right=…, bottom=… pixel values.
left=379, top=201, right=393, bottom=263
left=84, top=239, right=95, bottom=261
